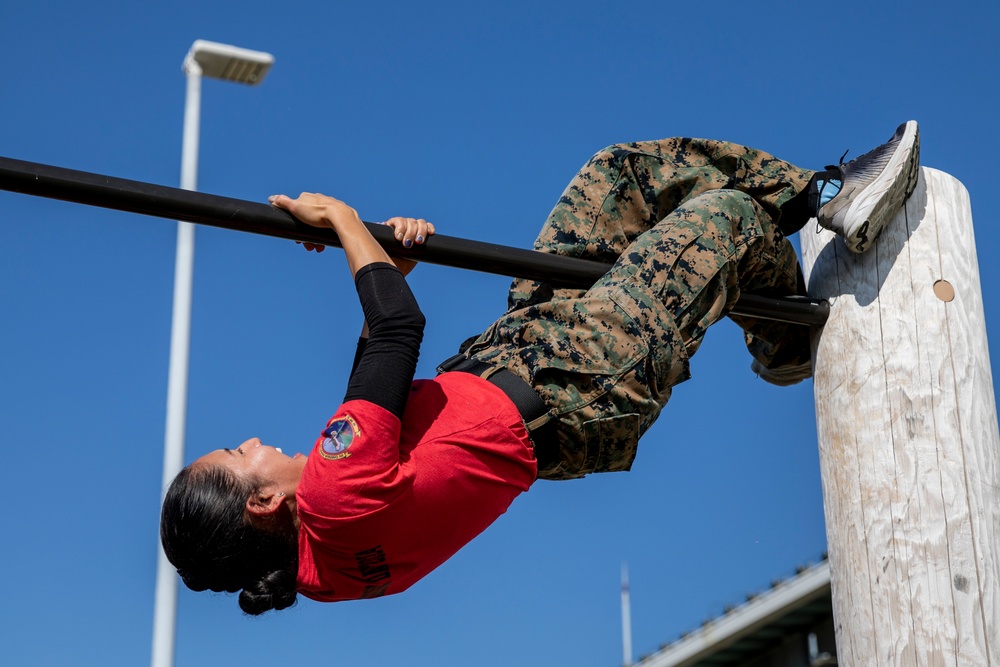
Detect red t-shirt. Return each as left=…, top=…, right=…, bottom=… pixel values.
left=295, top=372, right=537, bottom=602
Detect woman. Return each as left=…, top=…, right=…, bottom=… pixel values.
left=160, top=122, right=920, bottom=614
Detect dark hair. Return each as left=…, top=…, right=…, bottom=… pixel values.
left=160, top=464, right=299, bottom=615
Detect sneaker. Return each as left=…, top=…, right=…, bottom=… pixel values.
left=814, top=120, right=920, bottom=253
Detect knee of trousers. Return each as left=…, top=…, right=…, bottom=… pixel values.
left=680, top=189, right=770, bottom=238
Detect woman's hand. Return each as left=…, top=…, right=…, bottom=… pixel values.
left=269, top=192, right=359, bottom=230
left=382, top=217, right=436, bottom=275
left=270, top=192, right=357, bottom=253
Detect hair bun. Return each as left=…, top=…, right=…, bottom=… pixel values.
left=239, top=569, right=298, bottom=615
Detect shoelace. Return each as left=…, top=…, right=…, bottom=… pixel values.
left=818, top=150, right=851, bottom=175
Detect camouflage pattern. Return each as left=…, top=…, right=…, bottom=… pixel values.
left=464, top=138, right=816, bottom=480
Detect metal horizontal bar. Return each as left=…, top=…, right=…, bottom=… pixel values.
left=0, top=155, right=828, bottom=326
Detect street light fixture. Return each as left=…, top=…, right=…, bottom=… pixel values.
left=151, top=39, right=274, bottom=667
left=184, top=40, right=273, bottom=85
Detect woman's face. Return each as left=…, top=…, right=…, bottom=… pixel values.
left=194, top=437, right=307, bottom=496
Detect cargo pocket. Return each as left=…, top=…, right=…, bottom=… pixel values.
left=585, top=412, right=641, bottom=473
left=610, top=282, right=691, bottom=403
left=536, top=411, right=641, bottom=480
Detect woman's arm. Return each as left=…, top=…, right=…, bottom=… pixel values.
left=269, top=193, right=393, bottom=277
left=342, top=263, right=425, bottom=416
left=270, top=193, right=433, bottom=417
left=346, top=216, right=434, bottom=375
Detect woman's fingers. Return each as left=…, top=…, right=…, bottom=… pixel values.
left=294, top=241, right=327, bottom=253
left=384, top=217, right=411, bottom=246
left=413, top=218, right=432, bottom=245
left=384, top=217, right=435, bottom=248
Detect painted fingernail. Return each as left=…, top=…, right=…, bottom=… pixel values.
left=403, top=239, right=413, bottom=248
left=416, top=235, right=424, bottom=243
left=268, top=195, right=276, bottom=203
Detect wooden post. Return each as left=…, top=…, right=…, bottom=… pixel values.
left=800, top=167, right=1000, bottom=665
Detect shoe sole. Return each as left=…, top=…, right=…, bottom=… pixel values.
left=843, top=121, right=921, bottom=253
left=751, top=359, right=812, bottom=386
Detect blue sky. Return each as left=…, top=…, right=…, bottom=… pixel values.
left=1, top=2, right=997, bottom=665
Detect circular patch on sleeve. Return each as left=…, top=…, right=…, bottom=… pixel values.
left=320, top=415, right=360, bottom=460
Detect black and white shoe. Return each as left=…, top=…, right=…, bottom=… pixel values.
left=814, top=120, right=920, bottom=254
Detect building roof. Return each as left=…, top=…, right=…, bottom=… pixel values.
left=636, top=559, right=831, bottom=667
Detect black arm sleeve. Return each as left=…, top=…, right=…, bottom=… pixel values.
left=350, top=336, right=368, bottom=377
left=343, top=263, right=426, bottom=418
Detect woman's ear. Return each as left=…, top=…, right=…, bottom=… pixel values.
left=245, top=489, right=283, bottom=517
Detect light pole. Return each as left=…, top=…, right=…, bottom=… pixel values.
left=621, top=562, right=633, bottom=667
left=151, top=40, right=273, bottom=667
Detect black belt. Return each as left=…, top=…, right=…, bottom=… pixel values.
left=436, top=353, right=557, bottom=469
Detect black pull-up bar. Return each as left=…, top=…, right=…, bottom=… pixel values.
left=0, top=156, right=828, bottom=326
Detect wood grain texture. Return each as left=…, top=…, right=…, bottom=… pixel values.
left=801, top=168, right=1000, bottom=666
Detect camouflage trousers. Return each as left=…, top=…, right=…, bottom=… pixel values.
left=464, top=138, right=816, bottom=480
